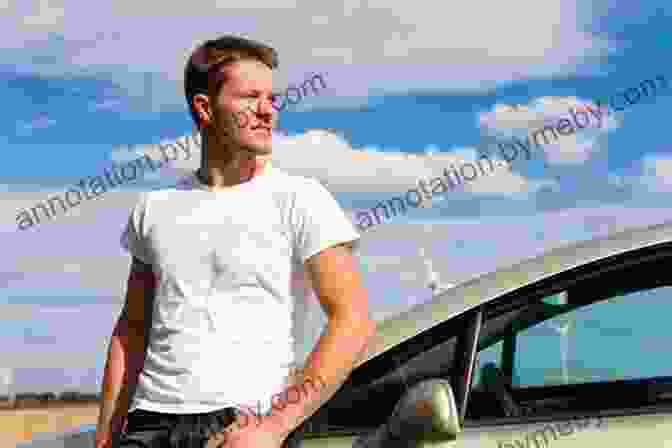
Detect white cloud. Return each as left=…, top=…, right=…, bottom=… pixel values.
left=0, top=367, right=13, bottom=395
left=441, top=146, right=551, bottom=197
left=0, top=187, right=143, bottom=299
left=14, top=0, right=66, bottom=29
left=0, top=0, right=617, bottom=111
left=110, top=131, right=199, bottom=165
left=638, top=155, right=672, bottom=193
left=479, top=96, right=621, bottom=165
left=107, top=128, right=548, bottom=201
left=269, top=130, right=547, bottom=198
left=467, top=167, right=557, bottom=196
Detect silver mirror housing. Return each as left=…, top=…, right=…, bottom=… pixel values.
left=354, top=378, right=461, bottom=447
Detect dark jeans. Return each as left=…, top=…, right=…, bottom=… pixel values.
left=117, top=407, right=304, bottom=448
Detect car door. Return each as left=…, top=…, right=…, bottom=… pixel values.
left=462, top=243, right=672, bottom=447
left=298, top=308, right=471, bottom=447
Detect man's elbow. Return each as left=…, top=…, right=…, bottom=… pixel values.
left=357, top=315, right=376, bottom=338
left=352, top=316, right=376, bottom=364
left=333, top=308, right=376, bottom=339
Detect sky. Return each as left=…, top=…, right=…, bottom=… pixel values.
left=1, top=0, right=672, bottom=394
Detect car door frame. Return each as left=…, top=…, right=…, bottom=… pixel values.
left=457, top=240, right=672, bottom=447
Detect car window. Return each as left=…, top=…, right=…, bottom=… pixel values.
left=471, top=340, right=503, bottom=389
left=513, top=286, right=672, bottom=387
left=467, top=280, right=672, bottom=423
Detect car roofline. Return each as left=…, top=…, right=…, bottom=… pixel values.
left=358, top=219, right=672, bottom=366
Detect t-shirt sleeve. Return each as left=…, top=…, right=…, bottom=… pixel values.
left=120, top=192, right=154, bottom=265
left=291, top=178, right=360, bottom=264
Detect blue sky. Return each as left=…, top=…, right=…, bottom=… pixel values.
left=1, top=0, right=672, bottom=394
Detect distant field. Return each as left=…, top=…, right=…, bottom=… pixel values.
left=0, top=402, right=99, bottom=447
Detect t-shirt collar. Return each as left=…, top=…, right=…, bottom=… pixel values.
left=181, top=162, right=274, bottom=193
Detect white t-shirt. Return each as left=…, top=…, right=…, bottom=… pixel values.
left=120, top=164, right=360, bottom=414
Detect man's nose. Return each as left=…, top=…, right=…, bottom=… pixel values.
left=257, top=96, right=276, bottom=117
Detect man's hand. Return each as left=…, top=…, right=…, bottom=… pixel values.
left=206, top=414, right=289, bottom=448
left=95, top=421, right=123, bottom=448
left=206, top=372, right=325, bottom=448
left=94, top=427, right=113, bottom=448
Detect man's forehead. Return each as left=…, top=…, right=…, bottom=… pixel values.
left=210, top=60, right=274, bottom=89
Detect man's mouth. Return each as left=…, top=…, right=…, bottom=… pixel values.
left=252, top=126, right=271, bottom=135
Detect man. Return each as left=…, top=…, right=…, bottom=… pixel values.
left=94, top=35, right=375, bottom=448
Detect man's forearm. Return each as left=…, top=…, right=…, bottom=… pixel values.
left=303, top=313, right=375, bottom=387
left=97, top=318, right=146, bottom=432
left=267, top=314, right=376, bottom=435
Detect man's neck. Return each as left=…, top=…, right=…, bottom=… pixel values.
left=197, top=157, right=269, bottom=191
left=197, top=132, right=270, bottom=191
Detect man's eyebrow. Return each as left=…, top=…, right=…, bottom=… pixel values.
left=239, top=88, right=279, bottom=98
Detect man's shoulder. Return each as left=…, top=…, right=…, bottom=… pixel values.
left=126, top=173, right=199, bottom=215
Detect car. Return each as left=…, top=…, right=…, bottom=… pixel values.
left=296, top=219, right=672, bottom=447
left=23, top=220, right=672, bottom=447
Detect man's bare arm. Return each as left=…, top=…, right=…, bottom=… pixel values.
left=95, top=257, right=155, bottom=448
left=262, top=242, right=376, bottom=437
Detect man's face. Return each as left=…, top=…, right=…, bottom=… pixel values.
left=206, top=58, right=277, bottom=156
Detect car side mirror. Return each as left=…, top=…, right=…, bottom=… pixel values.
left=354, top=378, right=461, bottom=447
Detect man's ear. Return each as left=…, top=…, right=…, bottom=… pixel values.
left=193, top=94, right=211, bottom=127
